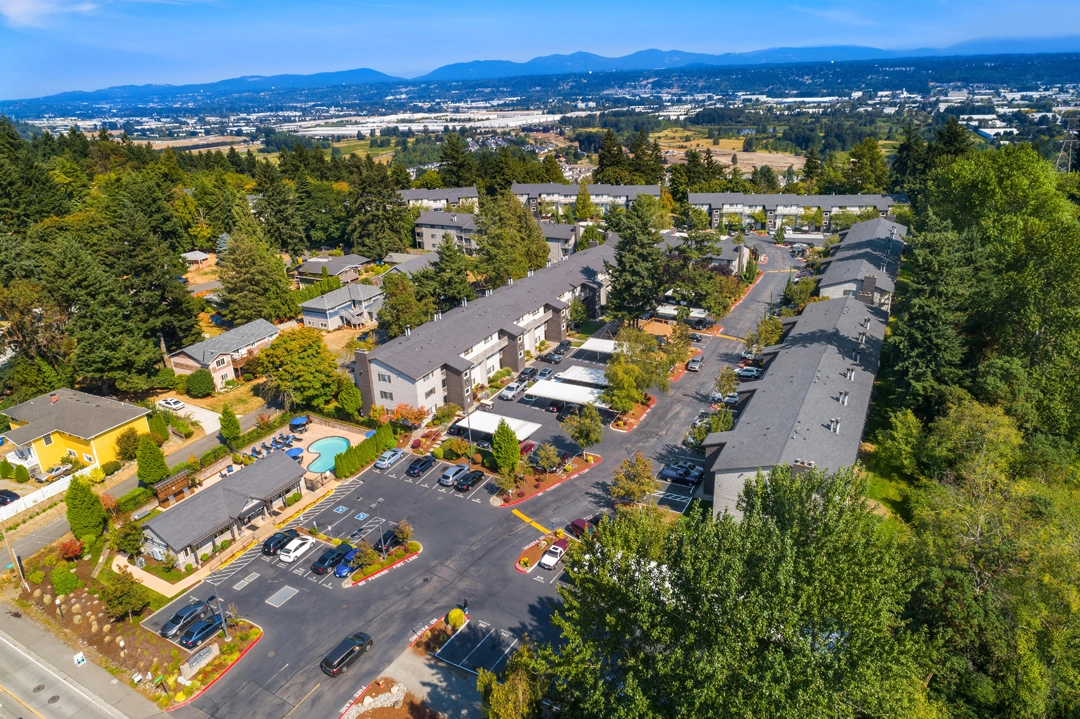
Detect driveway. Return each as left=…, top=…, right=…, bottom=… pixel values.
left=180, top=403, right=221, bottom=436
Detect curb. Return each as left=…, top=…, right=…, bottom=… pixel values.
left=498, top=455, right=602, bottom=508
left=167, top=627, right=264, bottom=711
left=728, top=272, right=764, bottom=314
left=348, top=546, right=423, bottom=587
left=609, top=396, right=657, bottom=433
left=514, top=537, right=545, bottom=574
left=408, top=616, right=445, bottom=647
left=337, top=680, right=374, bottom=719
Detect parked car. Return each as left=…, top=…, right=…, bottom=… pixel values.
left=554, top=339, right=573, bottom=355
left=517, top=367, right=538, bottom=383
left=37, top=463, right=73, bottom=483
left=446, top=424, right=467, bottom=437
left=178, top=613, right=225, bottom=649
left=569, top=518, right=595, bottom=538
left=539, top=538, right=568, bottom=570
left=691, top=409, right=713, bottom=428
left=335, top=547, right=360, bottom=578
left=556, top=404, right=580, bottom=422
left=438, top=464, right=469, bottom=487
left=545, top=399, right=566, bottom=414
left=160, top=597, right=213, bottom=639
left=405, top=455, right=436, bottom=477
left=670, top=461, right=704, bottom=480
left=538, top=352, right=563, bottom=364
left=371, top=529, right=403, bottom=557
left=658, top=464, right=702, bottom=487
left=740, top=350, right=758, bottom=361
left=537, top=368, right=554, bottom=381
left=311, top=543, right=353, bottom=575
left=735, top=366, right=764, bottom=379
left=686, top=356, right=703, bottom=372
left=278, top=536, right=315, bottom=563
left=518, top=441, right=536, bottom=457
left=158, top=397, right=186, bottom=411
left=688, top=317, right=712, bottom=330
left=690, top=333, right=704, bottom=343
left=499, top=383, right=524, bottom=400
left=374, top=448, right=405, bottom=469
left=320, top=632, right=373, bottom=677
left=262, top=528, right=298, bottom=556
left=0, top=489, right=20, bottom=506
left=454, top=470, right=485, bottom=492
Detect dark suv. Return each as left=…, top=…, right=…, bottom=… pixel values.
left=517, top=367, right=538, bottom=383
left=554, top=339, right=573, bottom=355
left=405, top=455, right=436, bottom=477
left=320, top=632, right=373, bottom=677
left=311, top=543, right=353, bottom=575
left=160, top=596, right=215, bottom=639
left=262, top=528, right=298, bottom=556
left=372, top=529, right=403, bottom=556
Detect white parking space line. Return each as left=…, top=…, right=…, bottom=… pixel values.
left=490, top=634, right=520, bottom=671
left=458, top=628, right=496, bottom=667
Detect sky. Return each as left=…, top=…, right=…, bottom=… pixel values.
left=1, top=0, right=1079, bottom=100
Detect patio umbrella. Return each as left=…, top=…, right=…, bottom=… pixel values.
left=285, top=448, right=304, bottom=458
left=290, top=416, right=310, bottom=427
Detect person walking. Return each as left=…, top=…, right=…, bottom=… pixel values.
left=463, top=599, right=469, bottom=616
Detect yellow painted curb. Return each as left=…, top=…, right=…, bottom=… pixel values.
left=511, top=509, right=550, bottom=534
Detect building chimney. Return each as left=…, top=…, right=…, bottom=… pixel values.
left=405, top=325, right=411, bottom=336
left=49, top=393, right=59, bottom=404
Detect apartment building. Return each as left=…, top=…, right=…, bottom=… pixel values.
left=398, top=186, right=479, bottom=210
left=688, top=193, right=895, bottom=232
left=354, top=242, right=616, bottom=417
left=540, top=222, right=578, bottom=262
left=512, top=183, right=661, bottom=216
left=817, top=218, right=906, bottom=312
left=413, top=211, right=477, bottom=254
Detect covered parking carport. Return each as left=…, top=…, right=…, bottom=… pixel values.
left=575, top=337, right=618, bottom=363
left=522, top=380, right=607, bottom=408
left=452, top=411, right=543, bottom=445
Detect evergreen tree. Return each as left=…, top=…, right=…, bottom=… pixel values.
left=475, top=191, right=547, bottom=288
left=65, top=476, right=106, bottom=540
left=438, top=133, right=476, bottom=188
left=605, top=199, right=662, bottom=325
left=219, top=403, right=241, bottom=446
left=346, top=157, right=412, bottom=260
left=100, top=567, right=149, bottom=621
left=929, top=116, right=973, bottom=162
left=572, top=183, right=597, bottom=221
left=802, top=148, right=821, bottom=188
left=337, top=381, right=362, bottom=418
left=430, top=233, right=475, bottom=311
left=890, top=122, right=929, bottom=196
left=540, top=153, right=566, bottom=183
left=218, top=213, right=297, bottom=323
left=376, top=272, right=435, bottom=339
left=594, top=130, right=629, bottom=184
left=253, top=160, right=306, bottom=259
left=136, top=434, right=170, bottom=486
left=492, top=419, right=520, bottom=476
left=845, top=137, right=890, bottom=194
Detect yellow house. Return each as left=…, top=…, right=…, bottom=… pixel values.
left=1, top=389, right=150, bottom=476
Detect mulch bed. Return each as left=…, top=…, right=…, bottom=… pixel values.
left=611, top=395, right=656, bottom=431
left=410, top=618, right=454, bottom=655
left=517, top=533, right=560, bottom=571
left=503, top=454, right=596, bottom=504
left=354, top=678, right=440, bottom=719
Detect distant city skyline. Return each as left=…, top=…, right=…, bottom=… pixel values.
left=2, top=0, right=1079, bottom=100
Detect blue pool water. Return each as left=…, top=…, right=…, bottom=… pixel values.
left=306, top=436, right=350, bottom=473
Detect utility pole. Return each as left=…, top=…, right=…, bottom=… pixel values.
left=1055, top=114, right=1078, bottom=174
left=2, top=526, right=28, bottom=594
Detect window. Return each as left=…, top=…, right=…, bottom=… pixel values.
left=67, top=449, right=76, bottom=458
left=425, top=387, right=436, bottom=399
left=83, top=453, right=94, bottom=464
left=378, top=373, right=391, bottom=383
left=380, top=391, right=394, bottom=401
left=42, top=433, right=53, bottom=446
left=220, top=373, right=230, bottom=383
left=843, top=289, right=856, bottom=297
left=215, top=357, right=227, bottom=368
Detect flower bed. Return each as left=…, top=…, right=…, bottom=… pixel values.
left=166, top=621, right=263, bottom=707
left=610, top=395, right=656, bottom=432
left=410, top=618, right=456, bottom=655
left=350, top=542, right=422, bottom=584
left=501, top=454, right=600, bottom=506
left=516, top=532, right=561, bottom=573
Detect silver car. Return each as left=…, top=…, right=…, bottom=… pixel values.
left=438, top=464, right=469, bottom=486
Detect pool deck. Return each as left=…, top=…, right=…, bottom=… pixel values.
left=295, top=422, right=370, bottom=477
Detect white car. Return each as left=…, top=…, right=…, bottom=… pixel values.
left=158, top=397, right=186, bottom=411
left=278, top=537, right=315, bottom=563
left=740, top=351, right=758, bottom=362
left=710, top=392, right=739, bottom=406
left=539, top=539, right=568, bottom=570
left=735, top=366, right=763, bottom=380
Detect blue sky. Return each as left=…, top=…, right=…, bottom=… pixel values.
left=1, top=0, right=1078, bottom=100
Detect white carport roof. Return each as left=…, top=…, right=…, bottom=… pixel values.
left=578, top=338, right=618, bottom=354
left=655, top=304, right=708, bottom=319
left=555, top=365, right=608, bottom=387
left=524, top=380, right=607, bottom=408
left=456, top=412, right=542, bottom=440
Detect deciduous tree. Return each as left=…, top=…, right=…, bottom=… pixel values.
left=258, top=328, right=339, bottom=409
left=607, top=452, right=658, bottom=504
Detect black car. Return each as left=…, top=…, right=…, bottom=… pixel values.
left=538, top=352, right=563, bottom=364
left=554, top=339, right=573, bottom=355
left=0, top=489, right=20, bottom=506
left=178, top=613, right=225, bottom=649
left=160, top=596, right=214, bottom=639
left=556, top=403, right=580, bottom=422
left=446, top=424, right=466, bottom=437
left=320, top=632, right=373, bottom=677
left=262, top=528, right=298, bottom=556
left=405, top=455, right=436, bottom=477
left=311, top=543, right=353, bottom=575
left=454, top=470, right=485, bottom=491
left=688, top=318, right=713, bottom=331
left=545, top=399, right=566, bottom=414
left=371, top=529, right=403, bottom=556
left=517, top=367, right=538, bottom=383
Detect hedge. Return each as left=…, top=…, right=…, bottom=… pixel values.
left=149, top=413, right=169, bottom=441
left=102, top=461, right=122, bottom=476
left=333, top=424, right=395, bottom=478
left=234, top=413, right=295, bottom=450
left=117, top=487, right=154, bottom=514
left=199, top=445, right=231, bottom=468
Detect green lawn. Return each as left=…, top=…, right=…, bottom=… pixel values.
left=575, top=319, right=608, bottom=338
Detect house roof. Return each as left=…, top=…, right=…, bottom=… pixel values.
left=688, top=192, right=896, bottom=212
left=415, top=211, right=476, bottom=231
left=818, top=218, right=907, bottom=295
left=512, top=183, right=660, bottom=201
left=660, top=232, right=747, bottom=262
left=704, top=297, right=888, bottom=517
left=181, top=250, right=209, bottom=262
left=366, top=242, right=616, bottom=381
left=172, top=318, right=280, bottom=365
left=1, top=389, right=149, bottom=445
left=297, top=254, right=370, bottom=277
left=144, top=452, right=306, bottom=551
left=540, top=223, right=576, bottom=241
left=387, top=253, right=436, bottom=276
left=398, top=186, right=479, bottom=204
left=300, top=283, right=384, bottom=312
left=383, top=252, right=416, bottom=265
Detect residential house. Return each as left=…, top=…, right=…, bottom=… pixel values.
left=300, top=283, right=384, bottom=330
left=1, top=389, right=150, bottom=476
left=142, top=452, right=305, bottom=568
left=386, top=253, right=436, bottom=277
left=817, top=218, right=906, bottom=312
left=354, top=242, right=616, bottom=417
left=398, top=186, right=479, bottom=210
left=181, top=250, right=209, bottom=267
left=512, top=183, right=661, bottom=216
left=413, top=211, right=477, bottom=254
left=383, top=252, right=416, bottom=266
left=295, top=254, right=371, bottom=286
left=688, top=193, right=895, bottom=232
left=170, top=318, right=281, bottom=391
left=540, top=222, right=578, bottom=262
left=700, top=297, right=888, bottom=518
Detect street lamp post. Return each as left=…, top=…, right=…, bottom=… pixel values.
left=371, top=499, right=385, bottom=560
left=214, top=595, right=231, bottom=641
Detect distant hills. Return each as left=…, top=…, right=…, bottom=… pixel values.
left=13, top=36, right=1080, bottom=103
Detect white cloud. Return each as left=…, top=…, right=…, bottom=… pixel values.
left=0, top=0, right=98, bottom=26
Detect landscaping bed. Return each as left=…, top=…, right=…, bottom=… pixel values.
left=167, top=621, right=263, bottom=706
left=343, top=678, right=440, bottom=719
left=517, top=532, right=562, bottom=572
left=611, top=395, right=656, bottom=431
left=501, top=454, right=598, bottom=505
left=410, top=618, right=456, bottom=655
left=350, top=542, right=422, bottom=584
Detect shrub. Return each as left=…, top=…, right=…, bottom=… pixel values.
left=219, top=539, right=232, bottom=550
left=0, top=458, right=12, bottom=479
left=554, top=528, right=565, bottom=539
left=50, top=565, right=79, bottom=595
left=447, top=607, right=466, bottom=630
left=222, top=642, right=239, bottom=655
left=173, top=373, right=189, bottom=394
left=148, top=413, right=169, bottom=442
left=102, top=461, right=121, bottom=476
left=432, top=403, right=461, bottom=425
left=28, top=570, right=45, bottom=584
left=200, top=553, right=209, bottom=562
left=117, top=487, right=154, bottom=514
left=14, top=465, right=30, bottom=483
left=87, top=467, right=106, bottom=484
left=59, top=539, right=84, bottom=561
left=115, top=428, right=140, bottom=462
left=200, top=445, right=231, bottom=468
left=519, top=557, right=530, bottom=568
left=238, top=630, right=251, bottom=642
left=284, top=491, right=302, bottom=506
left=44, top=555, right=58, bottom=566
left=411, top=439, right=422, bottom=449
left=186, top=369, right=215, bottom=398
left=432, top=447, right=443, bottom=460
left=472, top=453, right=482, bottom=465
left=407, top=541, right=420, bottom=553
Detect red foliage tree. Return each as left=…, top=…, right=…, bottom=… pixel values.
left=59, top=538, right=84, bottom=561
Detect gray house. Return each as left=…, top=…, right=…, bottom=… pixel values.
left=170, top=319, right=281, bottom=391
left=300, top=283, right=384, bottom=330
left=142, top=452, right=306, bottom=568
left=817, top=218, right=906, bottom=311
left=701, top=297, right=888, bottom=518
left=540, top=222, right=578, bottom=262
left=295, top=254, right=371, bottom=286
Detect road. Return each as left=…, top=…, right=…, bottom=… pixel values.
left=187, top=281, right=222, bottom=294
left=11, top=406, right=268, bottom=561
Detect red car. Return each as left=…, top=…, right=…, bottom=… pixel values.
left=519, top=441, right=536, bottom=456
left=569, top=518, right=596, bottom=538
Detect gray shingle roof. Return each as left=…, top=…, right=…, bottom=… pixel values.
left=414, top=211, right=477, bottom=231
left=704, top=297, right=888, bottom=515
left=172, top=319, right=280, bottom=365
left=181, top=250, right=209, bottom=262
left=299, top=283, right=384, bottom=312
left=387, top=253, right=436, bottom=276
left=144, top=452, right=305, bottom=551
left=383, top=252, right=416, bottom=265
left=398, top=186, right=479, bottom=204
left=297, top=254, right=370, bottom=277
left=818, top=218, right=907, bottom=295
left=1, top=389, right=149, bottom=445
left=367, top=242, right=616, bottom=381
left=540, top=223, right=576, bottom=241
left=688, top=192, right=896, bottom=212
left=512, top=183, right=660, bottom=201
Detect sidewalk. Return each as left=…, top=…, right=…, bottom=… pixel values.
left=0, top=603, right=164, bottom=719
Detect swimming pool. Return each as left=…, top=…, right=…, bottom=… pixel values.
left=306, top=436, right=350, bottom=474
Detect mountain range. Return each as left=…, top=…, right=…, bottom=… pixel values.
left=17, top=36, right=1080, bottom=102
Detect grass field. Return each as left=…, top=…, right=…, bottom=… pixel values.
left=332, top=138, right=396, bottom=161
